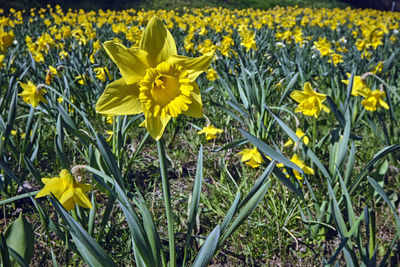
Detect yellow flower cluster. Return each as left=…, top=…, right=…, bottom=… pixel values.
left=0, top=5, right=397, bottom=67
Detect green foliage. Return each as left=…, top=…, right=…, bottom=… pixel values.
left=4, top=213, right=35, bottom=266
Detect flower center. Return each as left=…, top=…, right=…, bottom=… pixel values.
left=139, top=62, right=193, bottom=118
left=299, top=96, right=320, bottom=115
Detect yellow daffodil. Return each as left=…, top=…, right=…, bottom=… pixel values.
left=75, top=74, right=87, bottom=85
left=206, top=68, right=218, bottom=81
left=106, top=130, right=113, bottom=142
left=341, top=73, right=370, bottom=96
left=197, top=124, right=223, bottom=140
left=330, top=53, right=343, bottom=66
left=106, top=115, right=114, bottom=124
left=371, top=61, right=383, bottom=74
left=360, top=89, right=389, bottom=112
left=0, top=54, right=4, bottom=69
left=96, top=16, right=213, bottom=140
left=237, top=147, right=263, bottom=168
left=18, top=81, right=47, bottom=108
left=277, top=153, right=314, bottom=180
left=94, top=67, right=112, bottom=82
left=284, top=128, right=309, bottom=147
left=36, top=169, right=93, bottom=211
left=290, top=82, right=330, bottom=118
left=45, top=65, right=58, bottom=85
left=289, top=153, right=314, bottom=180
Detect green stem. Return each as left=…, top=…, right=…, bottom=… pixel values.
left=71, top=208, right=79, bottom=222
left=312, top=118, right=316, bottom=147
left=157, top=139, right=176, bottom=267
left=112, top=116, right=116, bottom=154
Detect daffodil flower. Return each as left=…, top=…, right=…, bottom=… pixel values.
left=284, top=128, right=309, bottom=147
left=237, top=147, right=263, bottom=168
left=18, top=81, right=48, bottom=108
left=341, top=73, right=370, bottom=96
left=96, top=17, right=213, bottom=140
left=197, top=124, right=223, bottom=140
left=360, top=89, right=389, bottom=111
left=36, top=169, right=93, bottom=211
left=94, top=67, right=112, bottom=82
left=290, top=82, right=330, bottom=118
left=277, top=154, right=314, bottom=180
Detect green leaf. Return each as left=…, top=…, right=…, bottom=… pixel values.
left=326, top=96, right=345, bottom=129
left=265, top=106, right=331, bottom=181
left=220, top=193, right=241, bottom=234
left=185, top=146, right=204, bottom=252
left=350, top=144, right=400, bottom=194
left=327, top=215, right=363, bottom=264
left=219, top=180, right=270, bottom=246
left=278, top=72, right=298, bottom=106
left=136, top=194, right=163, bottom=267
left=0, top=233, right=11, bottom=267
left=239, top=128, right=303, bottom=174
left=85, top=167, right=155, bottom=266
left=213, top=138, right=248, bottom=152
left=49, top=197, right=117, bottom=267
left=0, top=190, right=40, bottom=206
left=367, top=177, right=400, bottom=233
left=239, top=160, right=274, bottom=209
left=192, top=225, right=220, bottom=267
left=4, top=213, right=35, bottom=265
left=327, top=179, right=350, bottom=247
left=95, top=134, right=124, bottom=188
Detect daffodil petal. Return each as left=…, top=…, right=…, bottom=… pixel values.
left=166, top=53, right=213, bottom=81
left=36, top=177, right=66, bottom=199
left=290, top=90, right=308, bottom=103
left=59, top=188, right=75, bottom=210
left=284, top=139, right=293, bottom=147
left=182, top=83, right=203, bottom=118
left=73, top=187, right=93, bottom=209
left=96, top=78, right=142, bottom=115
left=303, top=82, right=314, bottom=94
left=303, top=165, right=315, bottom=175
left=379, top=99, right=389, bottom=109
left=143, top=112, right=171, bottom=140
left=103, top=41, right=148, bottom=85
left=139, top=16, right=177, bottom=67
left=322, top=104, right=331, bottom=113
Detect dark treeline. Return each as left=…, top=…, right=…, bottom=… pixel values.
left=344, top=0, right=400, bottom=11
left=0, top=0, right=399, bottom=12
left=0, top=0, right=144, bottom=11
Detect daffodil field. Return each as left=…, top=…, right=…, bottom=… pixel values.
left=1, top=4, right=400, bottom=266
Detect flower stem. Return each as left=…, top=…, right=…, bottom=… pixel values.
left=157, top=139, right=176, bottom=267
left=312, top=118, right=317, bottom=147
